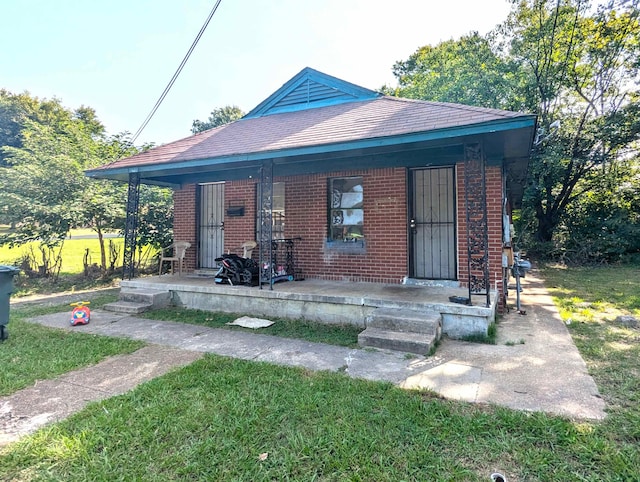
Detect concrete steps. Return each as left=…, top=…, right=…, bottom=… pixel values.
left=358, top=308, right=442, bottom=355
left=104, top=288, right=171, bottom=314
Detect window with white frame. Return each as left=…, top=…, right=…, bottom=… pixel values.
left=328, top=176, right=364, bottom=242
left=256, top=182, right=285, bottom=239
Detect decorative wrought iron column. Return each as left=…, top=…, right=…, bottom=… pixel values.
left=464, top=143, right=490, bottom=307
left=258, top=160, right=273, bottom=289
left=122, top=172, right=140, bottom=280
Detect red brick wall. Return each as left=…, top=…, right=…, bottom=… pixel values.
left=172, top=168, right=407, bottom=283
left=173, top=184, right=197, bottom=271
left=224, top=180, right=257, bottom=256
left=282, top=167, right=407, bottom=284
left=172, top=163, right=505, bottom=306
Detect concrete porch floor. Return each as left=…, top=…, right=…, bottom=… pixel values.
left=120, top=276, right=498, bottom=337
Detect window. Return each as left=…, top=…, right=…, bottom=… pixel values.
left=256, top=182, right=285, bottom=239
left=328, top=177, right=364, bottom=242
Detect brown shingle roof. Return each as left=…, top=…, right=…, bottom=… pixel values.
left=92, top=96, right=530, bottom=173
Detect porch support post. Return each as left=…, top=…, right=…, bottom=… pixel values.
left=463, top=143, right=490, bottom=307
left=123, top=171, right=141, bottom=280
left=258, top=160, right=273, bottom=289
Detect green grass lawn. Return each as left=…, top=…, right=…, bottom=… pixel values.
left=0, top=230, right=158, bottom=297
left=0, top=236, right=124, bottom=275
left=541, top=263, right=640, bottom=450
left=140, top=306, right=362, bottom=348
left=0, top=296, right=144, bottom=396
left=0, top=264, right=639, bottom=480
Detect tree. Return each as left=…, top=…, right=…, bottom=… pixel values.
left=507, top=0, right=640, bottom=244
left=1, top=95, right=120, bottom=271
left=0, top=117, right=94, bottom=247
left=136, top=185, right=174, bottom=269
left=73, top=105, right=106, bottom=137
left=0, top=90, right=73, bottom=167
left=0, top=91, right=30, bottom=167
left=191, top=105, right=244, bottom=134
left=1, top=91, right=175, bottom=275
left=557, top=157, right=640, bottom=262
left=388, top=32, right=526, bottom=111
left=389, top=0, right=640, bottom=254
left=80, top=181, right=126, bottom=271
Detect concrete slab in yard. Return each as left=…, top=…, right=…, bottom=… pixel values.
left=401, top=362, right=483, bottom=402
left=0, top=345, right=202, bottom=446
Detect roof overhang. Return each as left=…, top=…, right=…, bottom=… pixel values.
left=86, top=116, right=536, bottom=194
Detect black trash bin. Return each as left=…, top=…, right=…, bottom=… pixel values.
left=0, top=265, right=20, bottom=341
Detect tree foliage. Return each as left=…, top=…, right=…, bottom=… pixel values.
left=558, top=161, right=640, bottom=262
left=191, top=105, right=244, bottom=134
left=507, top=0, right=640, bottom=246
left=388, top=32, right=526, bottom=111
left=389, top=0, right=640, bottom=260
left=0, top=92, right=173, bottom=274
left=136, top=185, right=174, bottom=268
left=0, top=90, right=76, bottom=167
left=1, top=115, right=96, bottom=247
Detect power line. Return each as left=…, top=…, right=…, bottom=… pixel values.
left=127, top=0, right=223, bottom=149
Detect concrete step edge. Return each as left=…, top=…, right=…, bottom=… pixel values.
left=373, top=307, right=440, bottom=317
left=370, top=308, right=441, bottom=322
left=118, top=288, right=171, bottom=306
left=119, top=288, right=171, bottom=295
left=358, top=327, right=436, bottom=355
left=103, top=300, right=153, bottom=314
left=367, top=310, right=442, bottom=335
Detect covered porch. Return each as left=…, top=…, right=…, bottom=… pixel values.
left=87, top=68, right=536, bottom=302
left=89, top=67, right=534, bottom=350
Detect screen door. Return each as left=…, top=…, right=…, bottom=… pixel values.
left=410, top=168, right=456, bottom=279
left=199, top=182, right=224, bottom=269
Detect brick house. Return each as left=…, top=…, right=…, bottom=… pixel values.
left=88, top=67, right=535, bottom=310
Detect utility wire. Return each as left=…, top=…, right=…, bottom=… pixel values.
left=125, top=0, right=223, bottom=151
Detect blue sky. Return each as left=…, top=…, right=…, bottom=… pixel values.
left=1, top=0, right=512, bottom=146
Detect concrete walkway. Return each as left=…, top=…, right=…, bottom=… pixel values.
left=1, top=271, right=606, bottom=446
left=0, top=346, right=202, bottom=446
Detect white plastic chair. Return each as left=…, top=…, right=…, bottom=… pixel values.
left=241, top=241, right=257, bottom=259
left=158, top=241, right=191, bottom=275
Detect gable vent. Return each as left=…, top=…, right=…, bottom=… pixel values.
left=244, top=67, right=381, bottom=119
left=272, top=79, right=356, bottom=109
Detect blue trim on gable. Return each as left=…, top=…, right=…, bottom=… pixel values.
left=244, top=67, right=380, bottom=119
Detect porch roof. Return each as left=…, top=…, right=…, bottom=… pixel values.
left=86, top=67, right=536, bottom=203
